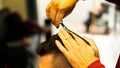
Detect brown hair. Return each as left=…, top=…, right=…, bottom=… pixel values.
left=36, top=34, right=72, bottom=68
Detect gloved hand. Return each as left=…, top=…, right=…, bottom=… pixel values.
left=46, top=0, right=78, bottom=28
left=55, top=28, right=100, bottom=68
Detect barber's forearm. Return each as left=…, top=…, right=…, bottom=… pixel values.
left=106, top=0, right=120, bottom=6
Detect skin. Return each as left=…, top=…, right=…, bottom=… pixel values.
left=55, top=28, right=100, bottom=68
left=38, top=54, right=53, bottom=68
left=38, top=53, right=72, bottom=68
left=46, top=0, right=78, bottom=28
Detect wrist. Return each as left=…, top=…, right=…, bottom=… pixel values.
left=88, top=60, right=105, bottom=68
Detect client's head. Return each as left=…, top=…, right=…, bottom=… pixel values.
left=36, top=34, right=72, bottom=68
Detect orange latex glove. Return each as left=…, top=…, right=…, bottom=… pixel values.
left=46, top=0, right=78, bottom=28
left=55, top=28, right=100, bottom=68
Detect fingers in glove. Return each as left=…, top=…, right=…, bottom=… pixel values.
left=55, top=10, right=65, bottom=28
left=70, top=32, right=89, bottom=47
left=46, top=2, right=52, bottom=20
left=60, top=28, right=79, bottom=49
left=55, top=40, right=69, bottom=56
left=58, top=31, right=75, bottom=52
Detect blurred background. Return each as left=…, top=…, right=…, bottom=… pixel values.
left=0, top=0, right=120, bottom=68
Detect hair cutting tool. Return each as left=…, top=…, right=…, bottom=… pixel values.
left=60, top=21, right=90, bottom=45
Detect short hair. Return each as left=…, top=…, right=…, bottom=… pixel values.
left=36, top=34, right=72, bottom=68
